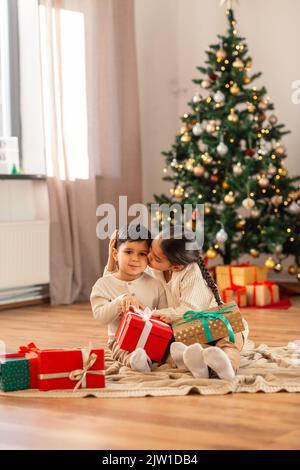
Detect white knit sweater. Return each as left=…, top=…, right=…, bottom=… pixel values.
left=104, top=262, right=218, bottom=321
left=90, top=272, right=167, bottom=339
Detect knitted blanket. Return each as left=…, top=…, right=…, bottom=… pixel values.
left=1, top=340, right=300, bottom=398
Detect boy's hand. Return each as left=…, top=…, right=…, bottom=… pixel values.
left=121, top=294, right=140, bottom=312
left=107, top=229, right=118, bottom=272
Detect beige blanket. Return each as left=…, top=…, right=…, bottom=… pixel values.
left=1, top=340, right=300, bottom=398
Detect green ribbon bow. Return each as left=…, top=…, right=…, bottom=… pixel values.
left=174, top=302, right=237, bottom=343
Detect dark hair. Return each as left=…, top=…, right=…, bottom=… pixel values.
left=159, top=226, right=223, bottom=306
left=115, top=223, right=152, bottom=249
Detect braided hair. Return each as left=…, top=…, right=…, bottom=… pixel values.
left=159, top=226, right=223, bottom=306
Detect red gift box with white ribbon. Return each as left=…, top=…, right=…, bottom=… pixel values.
left=38, top=346, right=105, bottom=391
left=116, top=307, right=173, bottom=362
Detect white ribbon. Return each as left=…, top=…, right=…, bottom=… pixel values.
left=117, top=307, right=168, bottom=351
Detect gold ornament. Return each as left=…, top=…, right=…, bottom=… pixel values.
left=258, top=101, right=268, bottom=110
left=275, top=145, right=286, bottom=157
left=216, top=48, right=227, bottom=60
left=247, top=102, right=255, bottom=113
left=174, top=186, right=185, bottom=199
left=206, top=248, right=218, bottom=259
left=230, top=83, right=240, bottom=95
left=265, top=257, right=276, bottom=270
left=193, top=165, right=205, bottom=177
left=224, top=191, right=235, bottom=205
left=250, top=248, right=260, bottom=258
left=232, top=58, right=244, bottom=70
left=250, top=207, right=261, bottom=218
left=236, top=218, right=246, bottom=229
left=228, top=108, right=239, bottom=123
left=245, top=60, right=252, bottom=71
left=201, top=153, right=213, bottom=165
left=206, top=120, right=217, bottom=134
left=288, top=265, right=297, bottom=275
left=222, top=180, right=230, bottom=190
left=201, top=79, right=211, bottom=89
left=243, top=75, right=251, bottom=84
left=297, top=273, right=300, bottom=282
left=258, top=176, right=269, bottom=188
left=204, top=204, right=212, bottom=215
left=181, top=132, right=191, bottom=143
left=271, top=195, right=283, bottom=206
left=242, top=197, right=255, bottom=209
left=256, top=112, right=266, bottom=123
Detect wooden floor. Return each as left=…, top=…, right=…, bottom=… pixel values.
left=1, top=298, right=300, bottom=450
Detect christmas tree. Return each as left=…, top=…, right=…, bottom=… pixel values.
left=153, top=5, right=300, bottom=279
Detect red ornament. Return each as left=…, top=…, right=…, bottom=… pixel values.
left=209, top=73, right=218, bottom=81
left=204, top=256, right=208, bottom=265
left=211, top=175, right=219, bottom=183
left=245, top=148, right=256, bottom=157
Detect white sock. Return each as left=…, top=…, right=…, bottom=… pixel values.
left=170, top=342, right=188, bottom=370
left=202, top=346, right=235, bottom=380
left=183, top=343, right=209, bottom=378
left=130, top=348, right=152, bottom=373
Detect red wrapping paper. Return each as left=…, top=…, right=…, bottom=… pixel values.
left=38, top=348, right=105, bottom=391
left=0, top=342, right=39, bottom=388
left=116, top=309, right=173, bottom=362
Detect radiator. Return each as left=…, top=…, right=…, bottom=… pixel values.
left=0, top=220, right=50, bottom=290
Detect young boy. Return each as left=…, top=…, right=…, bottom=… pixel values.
left=90, top=224, right=167, bottom=372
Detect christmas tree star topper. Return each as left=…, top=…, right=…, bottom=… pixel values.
left=220, top=0, right=239, bottom=9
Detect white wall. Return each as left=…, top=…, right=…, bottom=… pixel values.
left=18, top=0, right=45, bottom=174
left=134, top=0, right=179, bottom=204
left=135, top=0, right=300, bottom=204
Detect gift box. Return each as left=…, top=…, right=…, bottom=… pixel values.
left=116, top=307, right=173, bottom=362
left=216, top=264, right=267, bottom=291
left=246, top=282, right=280, bottom=306
left=222, top=285, right=247, bottom=307
left=0, top=343, right=39, bottom=389
left=0, top=357, right=30, bottom=392
left=172, top=301, right=244, bottom=346
left=38, top=347, right=105, bottom=391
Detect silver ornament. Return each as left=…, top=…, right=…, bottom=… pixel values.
left=233, top=163, right=243, bottom=176
left=217, top=141, right=228, bottom=156
left=193, top=93, right=201, bottom=104
left=216, top=228, right=228, bottom=243
left=213, top=91, right=225, bottom=103
left=288, top=201, right=300, bottom=215
left=192, top=123, right=202, bottom=136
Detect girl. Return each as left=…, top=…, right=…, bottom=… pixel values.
left=106, top=226, right=249, bottom=381
left=91, top=224, right=167, bottom=373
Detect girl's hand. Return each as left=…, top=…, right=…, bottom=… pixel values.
left=121, top=294, right=140, bottom=312
left=107, top=229, right=118, bottom=272
left=151, top=311, right=173, bottom=324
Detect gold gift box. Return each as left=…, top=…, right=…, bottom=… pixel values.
left=216, top=265, right=268, bottom=291
left=222, top=287, right=247, bottom=307
left=246, top=283, right=279, bottom=306
left=172, top=301, right=244, bottom=346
